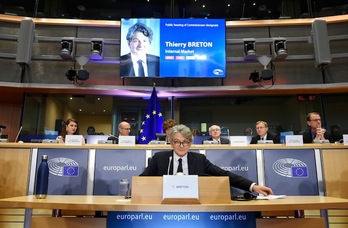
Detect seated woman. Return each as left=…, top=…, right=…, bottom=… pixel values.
left=57, top=118, right=85, bottom=144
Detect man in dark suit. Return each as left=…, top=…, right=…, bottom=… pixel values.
left=250, top=120, right=280, bottom=144
left=108, top=121, right=137, bottom=144
left=141, top=124, right=273, bottom=196
left=203, top=124, right=230, bottom=144
left=120, top=22, right=159, bottom=77
left=301, top=112, right=330, bottom=143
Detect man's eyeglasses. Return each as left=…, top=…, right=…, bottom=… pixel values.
left=210, top=129, right=220, bottom=132
left=121, top=128, right=131, bottom=130
left=310, top=119, right=321, bottom=122
left=172, top=140, right=191, bottom=147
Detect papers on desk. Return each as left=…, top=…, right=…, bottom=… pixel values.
left=256, top=195, right=286, bottom=200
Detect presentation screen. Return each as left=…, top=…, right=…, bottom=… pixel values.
left=120, top=18, right=226, bottom=78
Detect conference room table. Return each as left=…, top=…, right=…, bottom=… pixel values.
left=1, top=195, right=348, bottom=228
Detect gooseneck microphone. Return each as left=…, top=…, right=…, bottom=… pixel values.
left=167, top=156, right=172, bottom=175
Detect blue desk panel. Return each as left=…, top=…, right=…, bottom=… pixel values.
left=37, top=148, right=89, bottom=195
left=263, top=149, right=319, bottom=196
left=94, top=149, right=146, bottom=195
left=205, top=149, right=257, bottom=196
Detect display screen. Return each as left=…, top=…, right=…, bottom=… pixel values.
left=120, top=18, right=226, bottom=78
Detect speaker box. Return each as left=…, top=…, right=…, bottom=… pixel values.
left=312, top=20, right=331, bottom=66
left=16, top=19, right=35, bottom=66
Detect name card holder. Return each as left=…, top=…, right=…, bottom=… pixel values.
left=118, top=136, right=136, bottom=146
left=230, top=136, right=248, bottom=146
left=65, top=135, right=84, bottom=146
left=162, top=175, right=200, bottom=205
left=285, top=135, right=304, bottom=146
left=131, top=176, right=231, bottom=205
left=343, top=134, right=348, bottom=145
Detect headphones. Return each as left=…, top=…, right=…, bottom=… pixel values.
left=232, top=192, right=257, bottom=201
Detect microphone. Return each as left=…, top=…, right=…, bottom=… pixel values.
left=167, top=156, right=172, bottom=175
left=107, top=134, right=118, bottom=144
left=14, top=126, right=23, bottom=143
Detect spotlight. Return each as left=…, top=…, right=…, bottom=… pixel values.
left=65, top=68, right=77, bottom=81
left=59, top=37, right=75, bottom=60
left=90, top=38, right=104, bottom=60
left=272, top=37, right=288, bottom=60
left=77, top=69, right=89, bottom=80
left=249, top=70, right=260, bottom=82
left=243, top=38, right=257, bottom=60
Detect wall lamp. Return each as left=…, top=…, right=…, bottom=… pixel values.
left=243, top=38, right=257, bottom=60
left=59, top=37, right=75, bottom=60
left=272, top=37, right=288, bottom=60
left=90, top=38, right=104, bottom=60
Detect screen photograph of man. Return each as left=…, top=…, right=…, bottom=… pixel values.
left=120, top=19, right=160, bottom=77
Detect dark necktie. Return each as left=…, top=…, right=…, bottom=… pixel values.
left=177, top=158, right=183, bottom=173
left=137, top=60, right=145, bottom=77
left=261, top=137, right=264, bottom=141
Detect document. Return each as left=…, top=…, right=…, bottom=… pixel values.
left=256, top=195, right=286, bottom=200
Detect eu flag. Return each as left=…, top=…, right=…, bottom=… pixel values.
left=138, top=87, right=164, bottom=144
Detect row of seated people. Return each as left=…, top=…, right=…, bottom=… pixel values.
left=56, top=112, right=343, bottom=145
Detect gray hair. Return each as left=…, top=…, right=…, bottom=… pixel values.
left=169, top=124, right=193, bottom=142
left=126, top=22, right=154, bottom=43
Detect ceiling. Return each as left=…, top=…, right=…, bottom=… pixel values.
left=1, top=0, right=345, bottom=20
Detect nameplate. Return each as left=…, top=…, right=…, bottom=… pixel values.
left=119, top=136, right=135, bottom=146
left=65, top=135, right=84, bottom=145
left=285, top=135, right=303, bottom=146
left=343, top=134, right=348, bottom=145
left=162, top=175, right=198, bottom=200
left=230, top=136, right=248, bottom=146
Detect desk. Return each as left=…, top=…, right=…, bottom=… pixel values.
left=1, top=195, right=348, bottom=228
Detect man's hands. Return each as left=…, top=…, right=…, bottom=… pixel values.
left=252, top=185, right=274, bottom=196
left=315, top=127, right=326, bottom=140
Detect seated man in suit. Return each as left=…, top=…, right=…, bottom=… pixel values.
left=107, top=121, right=133, bottom=144
left=120, top=22, right=159, bottom=77
left=250, top=120, right=280, bottom=144
left=141, top=124, right=273, bottom=196
left=203, top=124, right=230, bottom=144
left=301, top=112, right=330, bottom=143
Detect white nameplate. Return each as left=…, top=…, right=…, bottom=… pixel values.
left=65, top=135, right=84, bottom=146
left=343, top=134, right=348, bottom=145
left=119, top=136, right=136, bottom=146
left=162, top=175, right=199, bottom=199
left=230, top=136, right=248, bottom=146
left=285, top=135, right=303, bottom=146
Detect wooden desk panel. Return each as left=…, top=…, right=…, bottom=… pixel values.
left=1, top=195, right=348, bottom=212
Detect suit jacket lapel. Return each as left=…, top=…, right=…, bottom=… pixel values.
left=187, top=152, right=195, bottom=175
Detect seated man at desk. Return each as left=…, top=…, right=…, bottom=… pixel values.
left=141, top=124, right=273, bottom=196
left=108, top=121, right=134, bottom=144
left=301, top=112, right=330, bottom=143
left=250, top=120, right=280, bottom=144
left=203, top=124, right=230, bottom=144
